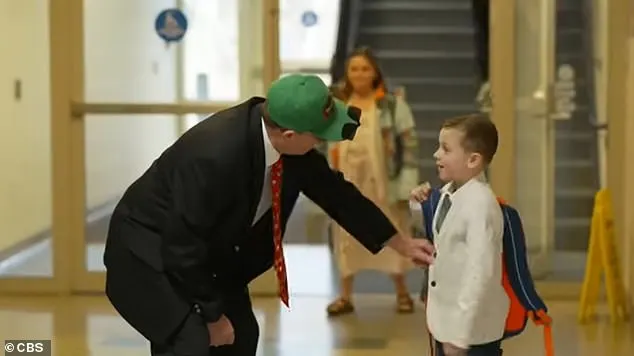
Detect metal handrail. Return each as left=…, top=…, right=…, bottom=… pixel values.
left=329, top=0, right=362, bottom=85
left=282, top=68, right=331, bottom=75
left=71, top=101, right=235, bottom=117
left=582, top=0, right=600, bottom=127
left=580, top=0, right=607, bottom=188
left=346, top=0, right=362, bottom=54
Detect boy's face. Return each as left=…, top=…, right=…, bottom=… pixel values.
left=433, top=127, right=483, bottom=183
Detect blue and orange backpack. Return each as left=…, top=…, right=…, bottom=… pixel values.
left=419, top=188, right=554, bottom=356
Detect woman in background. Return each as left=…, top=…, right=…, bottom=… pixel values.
left=327, top=47, right=419, bottom=316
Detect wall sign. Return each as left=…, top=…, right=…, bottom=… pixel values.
left=155, top=9, right=188, bottom=44
left=301, top=10, right=318, bottom=27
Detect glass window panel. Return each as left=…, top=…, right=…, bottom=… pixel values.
left=83, top=0, right=179, bottom=103
left=84, top=115, right=181, bottom=272
left=279, top=0, right=340, bottom=63
left=182, top=0, right=240, bottom=102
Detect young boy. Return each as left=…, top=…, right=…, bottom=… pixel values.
left=411, top=115, right=508, bottom=356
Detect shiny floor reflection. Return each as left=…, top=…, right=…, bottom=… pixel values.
left=0, top=295, right=632, bottom=356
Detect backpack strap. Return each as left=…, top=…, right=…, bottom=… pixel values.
left=421, top=188, right=442, bottom=242
left=420, top=188, right=441, bottom=356
left=499, top=201, right=554, bottom=356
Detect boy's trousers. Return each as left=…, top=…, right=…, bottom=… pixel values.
left=434, top=339, right=502, bottom=356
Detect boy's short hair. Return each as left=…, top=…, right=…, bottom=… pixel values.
left=442, top=114, right=498, bottom=164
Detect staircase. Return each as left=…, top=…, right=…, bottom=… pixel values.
left=355, top=0, right=598, bottom=252
left=553, top=0, right=599, bottom=251
left=357, top=0, right=479, bottom=187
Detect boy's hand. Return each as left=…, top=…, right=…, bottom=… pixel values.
left=410, top=182, right=432, bottom=202
left=442, top=343, right=468, bottom=356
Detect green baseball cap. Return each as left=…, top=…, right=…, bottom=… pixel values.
left=266, top=74, right=360, bottom=142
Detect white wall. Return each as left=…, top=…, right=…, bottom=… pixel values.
left=0, top=0, right=180, bottom=252
left=0, top=0, right=53, bottom=251
left=182, top=0, right=240, bottom=102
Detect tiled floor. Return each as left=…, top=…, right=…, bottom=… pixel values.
left=0, top=295, right=632, bottom=355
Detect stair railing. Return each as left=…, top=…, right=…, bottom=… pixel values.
left=329, top=0, right=362, bottom=85
left=581, top=0, right=608, bottom=188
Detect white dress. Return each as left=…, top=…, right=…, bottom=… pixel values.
left=332, top=106, right=413, bottom=277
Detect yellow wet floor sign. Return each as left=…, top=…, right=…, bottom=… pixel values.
left=578, top=189, right=629, bottom=323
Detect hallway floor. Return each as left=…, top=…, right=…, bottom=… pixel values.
left=0, top=295, right=632, bottom=356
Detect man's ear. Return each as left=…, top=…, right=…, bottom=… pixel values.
left=281, top=130, right=298, bottom=140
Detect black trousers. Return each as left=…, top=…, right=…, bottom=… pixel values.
left=435, top=339, right=502, bottom=356
left=150, top=290, right=259, bottom=356
left=471, top=0, right=490, bottom=83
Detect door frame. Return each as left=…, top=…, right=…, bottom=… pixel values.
left=606, top=0, right=632, bottom=306
left=489, top=0, right=631, bottom=299
left=488, top=0, right=516, bottom=204
left=0, top=0, right=77, bottom=295
left=44, top=0, right=282, bottom=293
left=490, top=0, right=581, bottom=298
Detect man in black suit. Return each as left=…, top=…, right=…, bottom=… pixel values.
left=104, top=74, right=435, bottom=356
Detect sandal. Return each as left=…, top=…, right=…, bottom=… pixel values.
left=326, top=297, right=355, bottom=317
left=396, top=294, right=415, bottom=314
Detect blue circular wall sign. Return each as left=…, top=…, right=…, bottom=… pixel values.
left=301, top=11, right=318, bottom=27
left=155, top=8, right=188, bottom=43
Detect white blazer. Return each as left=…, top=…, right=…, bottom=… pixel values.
left=426, top=173, right=509, bottom=348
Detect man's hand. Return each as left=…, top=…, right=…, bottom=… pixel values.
left=410, top=182, right=432, bottom=203
left=443, top=343, right=468, bottom=356
left=207, top=315, right=235, bottom=346
left=386, top=234, right=435, bottom=266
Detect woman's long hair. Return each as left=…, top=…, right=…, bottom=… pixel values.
left=332, top=47, right=387, bottom=101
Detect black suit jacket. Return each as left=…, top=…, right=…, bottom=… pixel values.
left=103, top=97, right=397, bottom=344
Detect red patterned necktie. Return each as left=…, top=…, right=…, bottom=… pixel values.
left=271, top=159, right=289, bottom=307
